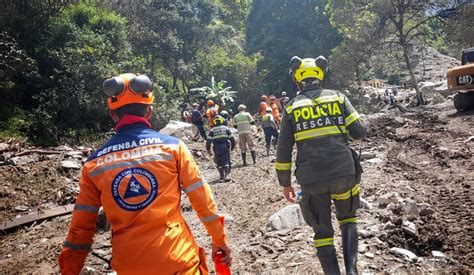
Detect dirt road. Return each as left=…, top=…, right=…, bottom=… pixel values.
left=0, top=101, right=472, bottom=273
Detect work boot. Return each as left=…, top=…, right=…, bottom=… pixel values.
left=217, top=167, right=224, bottom=181
left=341, top=223, right=358, bottom=275
left=250, top=150, right=257, bottom=164
left=266, top=145, right=270, bottom=156
left=224, top=166, right=231, bottom=182
left=317, top=246, right=341, bottom=275
left=241, top=153, right=247, bottom=166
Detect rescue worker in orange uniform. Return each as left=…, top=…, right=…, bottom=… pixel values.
left=269, top=95, right=281, bottom=124
left=258, top=95, right=268, bottom=117
left=206, top=100, right=220, bottom=127
left=58, top=73, right=231, bottom=274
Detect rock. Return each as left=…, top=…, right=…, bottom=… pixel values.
left=222, top=213, right=235, bottom=224
left=360, top=197, right=373, bottom=210
left=431, top=250, right=448, bottom=259
left=267, top=204, right=306, bottom=231
left=364, top=252, right=375, bottom=259
left=0, top=154, right=5, bottom=162
left=61, top=160, right=82, bottom=170
left=402, top=220, right=418, bottom=237
left=430, top=93, right=445, bottom=104
left=15, top=205, right=29, bottom=212
left=400, top=200, right=419, bottom=215
left=378, top=192, right=401, bottom=206
left=10, top=154, right=39, bottom=166
left=159, top=120, right=198, bottom=140
left=419, top=207, right=435, bottom=216
left=389, top=247, right=418, bottom=262
left=40, top=238, right=48, bottom=243
left=365, top=158, right=383, bottom=165
left=0, top=143, right=8, bottom=152
left=393, top=117, right=406, bottom=125
left=377, top=145, right=385, bottom=152
left=360, top=152, right=376, bottom=160
left=359, top=229, right=375, bottom=239
left=466, top=136, right=474, bottom=142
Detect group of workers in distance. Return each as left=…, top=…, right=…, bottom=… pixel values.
left=59, top=55, right=366, bottom=275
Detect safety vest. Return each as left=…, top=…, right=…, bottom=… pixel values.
left=59, top=117, right=227, bottom=274
left=233, top=111, right=254, bottom=135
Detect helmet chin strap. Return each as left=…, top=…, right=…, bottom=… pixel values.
left=297, top=79, right=321, bottom=92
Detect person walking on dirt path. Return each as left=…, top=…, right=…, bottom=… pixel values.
left=233, top=104, right=257, bottom=166
left=259, top=95, right=268, bottom=118
left=276, top=57, right=367, bottom=274
left=191, top=103, right=208, bottom=141
left=206, top=115, right=236, bottom=182
left=182, top=103, right=192, bottom=123
left=269, top=95, right=281, bottom=125
left=58, top=73, right=231, bottom=274
left=220, top=110, right=230, bottom=126
left=206, top=100, right=220, bottom=128
left=262, top=107, right=279, bottom=156
left=280, top=91, right=290, bottom=109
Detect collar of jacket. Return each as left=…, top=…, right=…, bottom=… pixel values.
left=115, top=115, right=151, bottom=132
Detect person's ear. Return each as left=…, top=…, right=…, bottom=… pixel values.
left=145, top=106, right=154, bottom=120
left=109, top=110, right=120, bottom=122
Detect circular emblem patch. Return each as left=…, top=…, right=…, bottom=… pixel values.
left=111, top=167, right=158, bottom=211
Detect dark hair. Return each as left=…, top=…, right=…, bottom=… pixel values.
left=114, top=103, right=149, bottom=118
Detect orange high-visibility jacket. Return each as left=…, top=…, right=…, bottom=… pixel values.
left=206, top=105, right=220, bottom=127
left=258, top=101, right=268, bottom=117
left=58, top=117, right=227, bottom=275
left=270, top=102, right=281, bottom=123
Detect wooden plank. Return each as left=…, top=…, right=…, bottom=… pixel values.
left=0, top=204, right=75, bottom=232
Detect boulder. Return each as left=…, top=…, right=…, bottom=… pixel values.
left=389, top=247, right=418, bottom=262
left=61, top=160, right=82, bottom=170
left=159, top=120, right=198, bottom=140
left=431, top=250, right=448, bottom=259
left=267, top=204, right=306, bottom=231
left=0, top=143, right=8, bottom=152
left=360, top=197, right=373, bottom=210
left=10, top=154, right=39, bottom=166
left=402, top=220, right=418, bottom=237
left=360, top=152, right=376, bottom=161
left=420, top=81, right=455, bottom=98
left=378, top=192, right=402, bottom=206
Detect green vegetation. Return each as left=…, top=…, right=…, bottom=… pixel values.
left=0, top=0, right=470, bottom=145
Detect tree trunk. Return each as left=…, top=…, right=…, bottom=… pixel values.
left=402, top=43, right=424, bottom=105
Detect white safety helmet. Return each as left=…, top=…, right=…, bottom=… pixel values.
left=238, top=104, right=247, bottom=111
left=265, top=107, right=272, bottom=112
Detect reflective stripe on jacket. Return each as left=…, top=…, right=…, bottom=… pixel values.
left=275, top=89, right=367, bottom=186
left=58, top=122, right=226, bottom=274
left=206, top=125, right=236, bottom=150
left=233, top=111, right=254, bottom=135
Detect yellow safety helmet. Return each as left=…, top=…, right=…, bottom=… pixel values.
left=213, top=115, right=225, bottom=126
left=289, top=56, right=327, bottom=84
left=103, top=73, right=154, bottom=110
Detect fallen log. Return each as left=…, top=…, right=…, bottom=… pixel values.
left=13, top=149, right=63, bottom=157
left=0, top=204, right=74, bottom=233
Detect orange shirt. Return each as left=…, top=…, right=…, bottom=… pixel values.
left=206, top=105, right=220, bottom=127
left=271, top=102, right=281, bottom=123
left=59, top=117, right=227, bottom=274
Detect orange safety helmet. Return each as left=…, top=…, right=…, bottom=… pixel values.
left=207, top=100, right=214, bottom=106
left=261, top=95, right=267, bottom=101
left=103, top=73, right=155, bottom=110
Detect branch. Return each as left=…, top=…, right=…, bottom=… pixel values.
left=405, top=14, right=439, bottom=38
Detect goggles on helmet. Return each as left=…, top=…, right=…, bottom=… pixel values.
left=289, top=56, right=327, bottom=84
left=103, top=73, right=154, bottom=110
left=213, top=115, right=225, bottom=125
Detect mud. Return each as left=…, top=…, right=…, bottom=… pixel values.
left=0, top=101, right=472, bottom=273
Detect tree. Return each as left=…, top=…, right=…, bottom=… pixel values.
left=246, top=0, right=341, bottom=94
left=371, top=0, right=442, bottom=105
left=190, top=76, right=238, bottom=108
left=327, top=0, right=383, bottom=88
